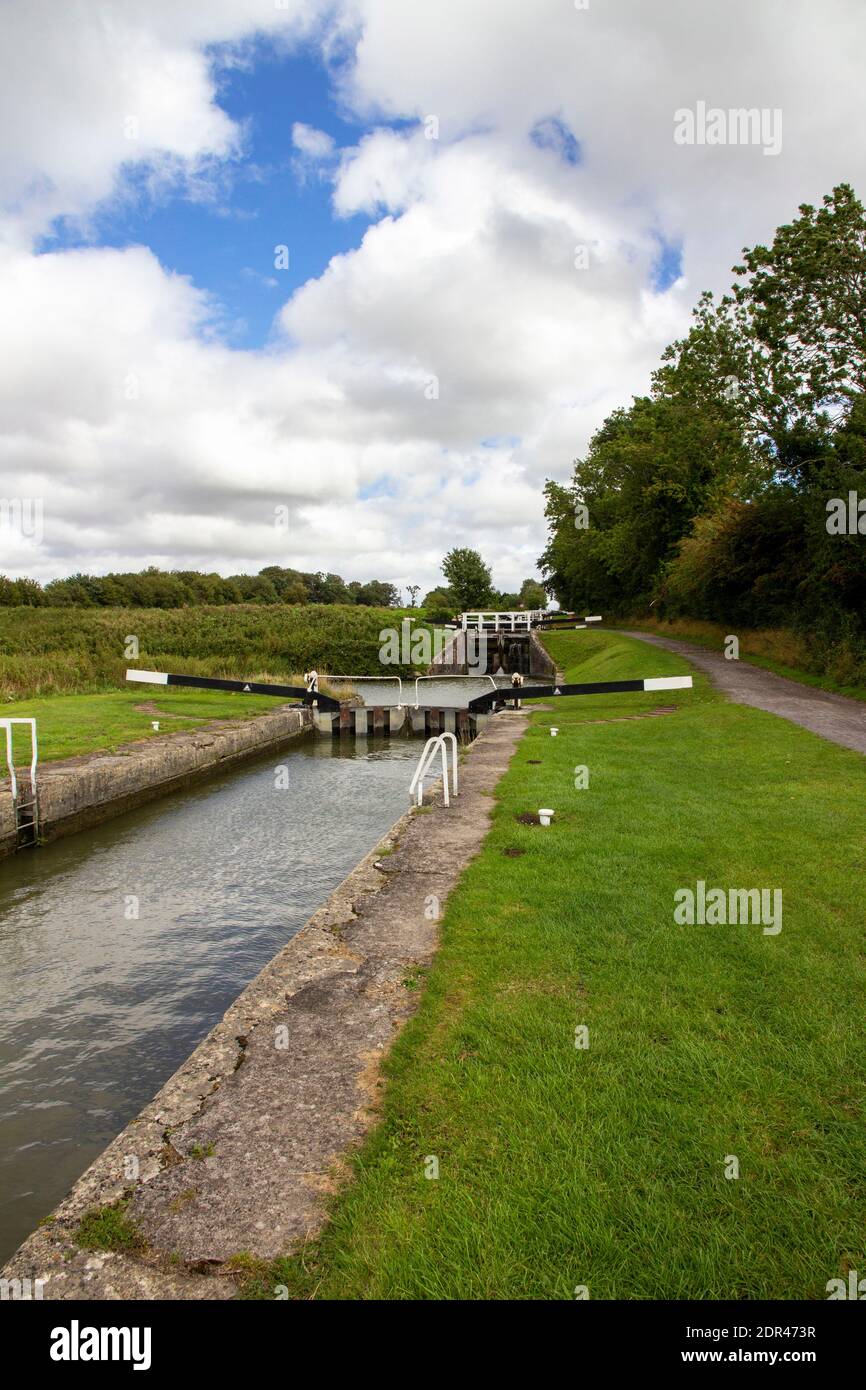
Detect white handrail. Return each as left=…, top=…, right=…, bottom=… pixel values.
left=3, top=721, right=17, bottom=801
left=409, top=732, right=459, bottom=807
left=1, top=717, right=38, bottom=812
left=413, top=674, right=497, bottom=708
left=327, top=675, right=403, bottom=708
left=409, top=737, right=442, bottom=805
left=438, top=731, right=458, bottom=801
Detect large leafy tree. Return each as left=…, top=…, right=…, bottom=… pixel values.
left=540, top=392, right=745, bottom=614
left=441, top=548, right=494, bottom=610
left=541, top=183, right=866, bottom=633
left=656, top=184, right=866, bottom=477
left=733, top=183, right=866, bottom=426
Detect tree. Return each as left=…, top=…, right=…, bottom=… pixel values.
left=406, top=584, right=420, bottom=607
left=540, top=392, right=734, bottom=614
left=441, top=548, right=493, bottom=611
left=259, top=566, right=309, bottom=604
left=232, top=575, right=279, bottom=604
left=540, top=182, right=866, bottom=650
left=44, top=575, right=97, bottom=606
left=731, top=183, right=866, bottom=429
left=655, top=184, right=866, bottom=473
left=353, top=580, right=400, bottom=607
left=422, top=587, right=456, bottom=622
left=0, top=575, right=45, bottom=605
left=519, top=578, right=548, bottom=609
left=306, top=571, right=352, bottom=604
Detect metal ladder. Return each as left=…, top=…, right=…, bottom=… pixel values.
left=1, top=718, right=39, bottom=848
left=409, top=732, right=458, bottom=807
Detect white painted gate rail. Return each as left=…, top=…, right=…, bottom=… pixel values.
left=409, top=732, right=459, bottom=807
left=1, top=717, right=39, bottom=842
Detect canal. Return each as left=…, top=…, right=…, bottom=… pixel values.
left=0, top=734, right=420, bottom=1265
left=332, top=673, right=536, bottom=706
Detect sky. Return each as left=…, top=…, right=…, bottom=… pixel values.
left=1, top=0, right=865, bottom=599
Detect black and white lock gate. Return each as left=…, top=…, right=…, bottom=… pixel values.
left=126, top=669, right=341, bottom=712
left=468, top=675, right=692, bottom=712
left=531, top=614, right=603, bottom=630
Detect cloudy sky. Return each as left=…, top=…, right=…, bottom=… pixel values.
left=1, top=0, right=864, bottom=598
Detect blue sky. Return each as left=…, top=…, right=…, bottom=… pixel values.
left=37, top=41, right=378, bottom=348
left=33, top=37, right=681, bottom=349
left=4, top=0, right=856, bottom=591
left=651, top=233, right=684, bottom=292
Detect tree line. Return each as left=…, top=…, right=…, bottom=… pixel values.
left=540, top=183, right=866, bottom=665
left=0, top=550, right=550, bottom=618
left=0, top=566, right=403, bottom=609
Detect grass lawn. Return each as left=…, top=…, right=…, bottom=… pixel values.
left=248, top=630, right=866, bottom=1300
left=1, top=689, right=290, bottom=763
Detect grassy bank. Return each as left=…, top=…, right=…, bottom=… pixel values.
left=250, top=630, right=866, bottom=1299
left=617, top=617, right=866, bottom=702
left=0, top=689, right=301, bottom=763
left=0, top=604, right=432, bottom=701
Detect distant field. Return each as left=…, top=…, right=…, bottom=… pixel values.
left=0, top=605, right=433, bottom=701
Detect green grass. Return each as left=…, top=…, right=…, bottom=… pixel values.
left=74, top=1202, right=144, bottom=1254
left=2, top=688, right=294, bottom=763
left=534, top=626, right=712, bottom=695
left=253, top=630, right=866, bottom=1300
left=0, top=603, right=434, bottom=700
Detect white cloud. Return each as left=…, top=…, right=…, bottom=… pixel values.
left=0, top=0, right=324, bottom=242
left=292, top=123, right=336, bottom=159
left=1, top=0, right=865, bottom=597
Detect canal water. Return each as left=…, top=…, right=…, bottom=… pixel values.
left=331, top=673, right=538, bottom=707
left=0, top=735, right=420, bottom=1265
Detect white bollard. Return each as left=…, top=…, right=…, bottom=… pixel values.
left=550, top=727, right=558, bottom=737
left=151, top=721, right=160, bottom=732
left=539, top=808, right=554, bottom=826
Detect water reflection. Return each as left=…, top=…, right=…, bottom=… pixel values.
left=0, top=735, right=419, bottom=1263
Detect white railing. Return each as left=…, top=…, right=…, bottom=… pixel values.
left=413, top=674, right=497, bottom=708
left=2, top=717, right=38, bottom=803
left=1, top=717, right=39, bottom=833
left=409, top=732, right=458, bottom=807
left=459, top=610, right=545, bottom=631
left=357, top=675, right=402, bottom=708
left=326, top=675, right=404, bottom=708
